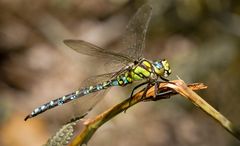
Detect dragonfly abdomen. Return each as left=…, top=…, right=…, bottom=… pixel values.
left=114, top=72, right=133, bottom=86
left=25, top=80, right=113, bottom=121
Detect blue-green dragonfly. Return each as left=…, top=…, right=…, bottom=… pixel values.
left=25, top=4, right=171, bottom=121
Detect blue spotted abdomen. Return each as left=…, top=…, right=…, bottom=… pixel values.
left=25, top=80, right=115, bottom=120
left=113, top=72, right=133, bottom=86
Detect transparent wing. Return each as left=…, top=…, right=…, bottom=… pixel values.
left=64, top=40, right=133, bottom=64
left=67, top=72, right=116, bottom=121
left=69, top=64, right=133, bottom=120
left=43, top=72, right=119, bottom=123
left=64, top=4, right=152, bottom=65
left=113, top=4, right=153, bottom=60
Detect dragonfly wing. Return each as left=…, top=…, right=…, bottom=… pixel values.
left=64, top=4, right=152, bottom=69
left=64, top=40, right=133, bottom=64
left=70, top=88, right=108, bottom=121
left=67, top=72, right=120, bottom=121
left=116, top=4, right=153, bottom=60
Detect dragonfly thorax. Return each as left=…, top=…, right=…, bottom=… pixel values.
left=127, top=58, right=171, bottom=83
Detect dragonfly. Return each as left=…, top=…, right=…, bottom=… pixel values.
left=24, top=4, right=171, bottom=121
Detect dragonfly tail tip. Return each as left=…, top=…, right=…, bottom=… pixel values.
left=24, top=115, right=31, bottom=121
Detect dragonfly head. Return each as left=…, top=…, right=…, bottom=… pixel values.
left=153, top=59, right=171, bottom=78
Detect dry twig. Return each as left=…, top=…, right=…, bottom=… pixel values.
left=67, top=79, right=240, bottom=146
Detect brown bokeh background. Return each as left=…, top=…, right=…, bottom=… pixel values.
left=0, top=0, right=240, bottom=146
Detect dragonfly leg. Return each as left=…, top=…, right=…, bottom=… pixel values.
left=154, top=81, right=159, bottom=97
left=141, top=80, right=166, bottom=99
left=130, top=81, right=149, bottom=98
left=155, top=90, right=172, bottom=98
left=153, top=80, right=176, bottom=100
left=160, top=76, right=169, bottom=82
left=124, top=81, right=149, bottom=113
left=141, top=83, right=152, bottom=99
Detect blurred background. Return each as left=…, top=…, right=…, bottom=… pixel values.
left=0, top=0, right=240, bottom=146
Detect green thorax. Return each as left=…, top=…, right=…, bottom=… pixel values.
left=116, top=59, right=165, bottom=86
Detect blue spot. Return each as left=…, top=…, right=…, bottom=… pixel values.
left=96, top=85, right=103, bottom=90
left=122, top=77, right=128, bottom=84
left=111, top=80, right=119, bottom=86
left=84, top=90, right=89, bottom=94
left=50, top=101, right=54, bottom=106
left=41, top=105, right=45, bottom=110
left=58, top=99, right=64, bottom=105
left=154, top=62, right=162, bottom=69
left=34, top=108, right=39, bottom=113
left=70, top=95, right=76, bottom=100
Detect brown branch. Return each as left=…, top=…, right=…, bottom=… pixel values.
left=68, top=79, right=239, bottom=146
left=163, top=80, right=240, bottom=140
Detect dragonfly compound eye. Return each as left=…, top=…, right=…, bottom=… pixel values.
left=153, top=61, right=163, bottom=69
